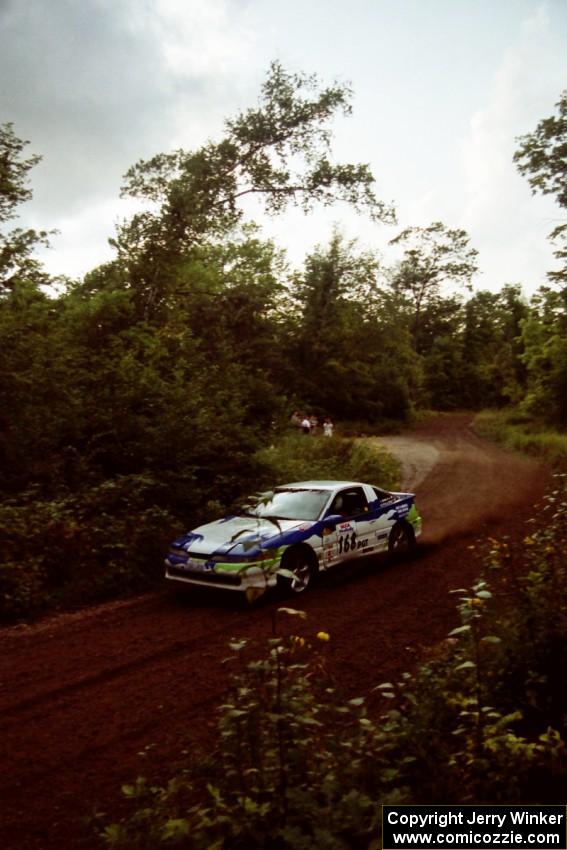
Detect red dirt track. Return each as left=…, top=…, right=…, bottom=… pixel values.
left=0, top=414, right=548, bottom=849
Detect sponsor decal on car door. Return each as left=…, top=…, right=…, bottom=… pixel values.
left=322, top=487, right=374, bottom=567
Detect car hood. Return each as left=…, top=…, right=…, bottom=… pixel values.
left=172, top=515, right=311, bottom=558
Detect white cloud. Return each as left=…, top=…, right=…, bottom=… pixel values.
left=2, top=0, right=259, bottom=277
left=151, top=0, right=254, bottom=78
left=459, top=3, right=566, bottom=291
left=33, top=197, right=143, bottom=280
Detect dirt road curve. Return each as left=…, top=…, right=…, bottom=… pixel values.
left=0, top=414, right=548, bottom=850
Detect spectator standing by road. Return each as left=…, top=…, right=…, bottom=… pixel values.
left=301, top=416, right=311, bottom=435
left=323, top=417, right=334, bottom=437
left=290, top=411, right=302, bottom=430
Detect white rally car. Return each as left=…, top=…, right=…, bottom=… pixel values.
left=165, top=480, right=421, bottom=598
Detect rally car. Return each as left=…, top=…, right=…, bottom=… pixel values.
left=165, top=480, right=421, bottom=598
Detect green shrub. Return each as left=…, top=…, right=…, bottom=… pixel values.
left=374, top=477, right=567, bottom=803
left=0, top=475, right=176, bottom=620
left=475, top=410, right=567, bottom=465
left=254, top=433, right=400, bottom=491
left=102, top=622, right=393, bottom=850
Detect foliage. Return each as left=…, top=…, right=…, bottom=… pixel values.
left=519, top=286, right=567, bottom=426
left=460, top=286, right=528, bottom=408
left=474, top=410, right=567, bottom=466
left=375, top=571, right=566, bottom=804
left=102, top=484, right=567, bottom=847
left=388, top=221, right=479, bottom=355
left=0, top=476, right=176, bottom=619
left=488, top=479, right=567, bottom=736
left=0, top=122, right=52, bottom=290
left=514, top=89, right=567, bottom=285
left=254, top=432, right=400, bottom=491
left=102, top=625, right=389, bottom=849
left=288, top=231, right=419, bottom=421
left=113, top=62, right=393, bottom=320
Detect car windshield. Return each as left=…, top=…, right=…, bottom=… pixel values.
left=243, top=488, right=330, bottom=521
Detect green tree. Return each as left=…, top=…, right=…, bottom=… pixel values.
left=293, top=230, right=378, bottom=362
left=460, top=286, right=528, bottom=408
left=388, top=221, right=478, bottom=355
left=0, top=123, right=51, bottom=291
left=290, top=231, right=417, bottom=420
left=113, top=62, right=395, bottom=319
left=520, top=286, right=567, bottom=425
left=514, top=90, right=567, bottom=285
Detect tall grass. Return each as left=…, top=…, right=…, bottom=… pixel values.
left=475, top=410, right=567, bottom=466
left=254, top=432, right=400, bottom=490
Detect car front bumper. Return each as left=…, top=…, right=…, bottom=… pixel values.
left=164, top=556, right=280, bottom=593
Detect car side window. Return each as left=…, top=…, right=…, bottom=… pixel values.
left=372, top=486, right=396, bottom=505
left=329, top=487, right=369, bottom=518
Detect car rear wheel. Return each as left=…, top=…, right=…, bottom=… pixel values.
left=279, top=547, right=317, bottom=594
left=388, top=522, right=415, bottom=558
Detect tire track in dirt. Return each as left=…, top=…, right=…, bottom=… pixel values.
left=0, top=413, right=549, bottom=850
left=0, top=607, right=246, bottom=719
left=376, top=413, right=543, bottom=544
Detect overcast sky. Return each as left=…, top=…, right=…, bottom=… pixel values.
left=1, top=0, right=566, bottom=294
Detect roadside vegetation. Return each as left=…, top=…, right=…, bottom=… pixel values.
left=101, top=476, right=567, bottom=848
left=1, top=71, right=565, bottom=623
left=475, top=410, right=567, bottom=466
left=254, top=434, right=399, bottom=492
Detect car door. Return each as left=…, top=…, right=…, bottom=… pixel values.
left=321, top=486, right=374, bottom=569
left=363, top=485, right=406, bottom=553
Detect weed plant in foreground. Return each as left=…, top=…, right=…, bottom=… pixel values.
left=101, top=477, right=567, bottom=850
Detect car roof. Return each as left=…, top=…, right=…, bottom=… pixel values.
left=277, top=480, right=367, bottom=491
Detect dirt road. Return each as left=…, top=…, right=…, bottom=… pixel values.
left=0, top=414, right=547, bottom=849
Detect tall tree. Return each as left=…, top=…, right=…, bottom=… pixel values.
left=514, top=90, right=567, bottom=286
left=460, top=286, right=528, bottom=408
left=388, top=221, right=478, bottom=354
left=0, top=123, right=51, bottom=291
left=520, top=286, right=567, bottom=425
left=290, top=231, right=417, bottom=419
left=112, top=62, right=395, bottom=319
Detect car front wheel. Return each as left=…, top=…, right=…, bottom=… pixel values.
left=279, top=547, right=317, bottom=593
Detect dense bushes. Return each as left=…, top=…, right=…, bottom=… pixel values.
left=101, top=478, right=567, bottom=848
left=0, top=476, right=176, bottom=618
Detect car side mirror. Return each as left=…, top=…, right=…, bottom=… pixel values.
left=324, top=513, right=343, bottom=530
